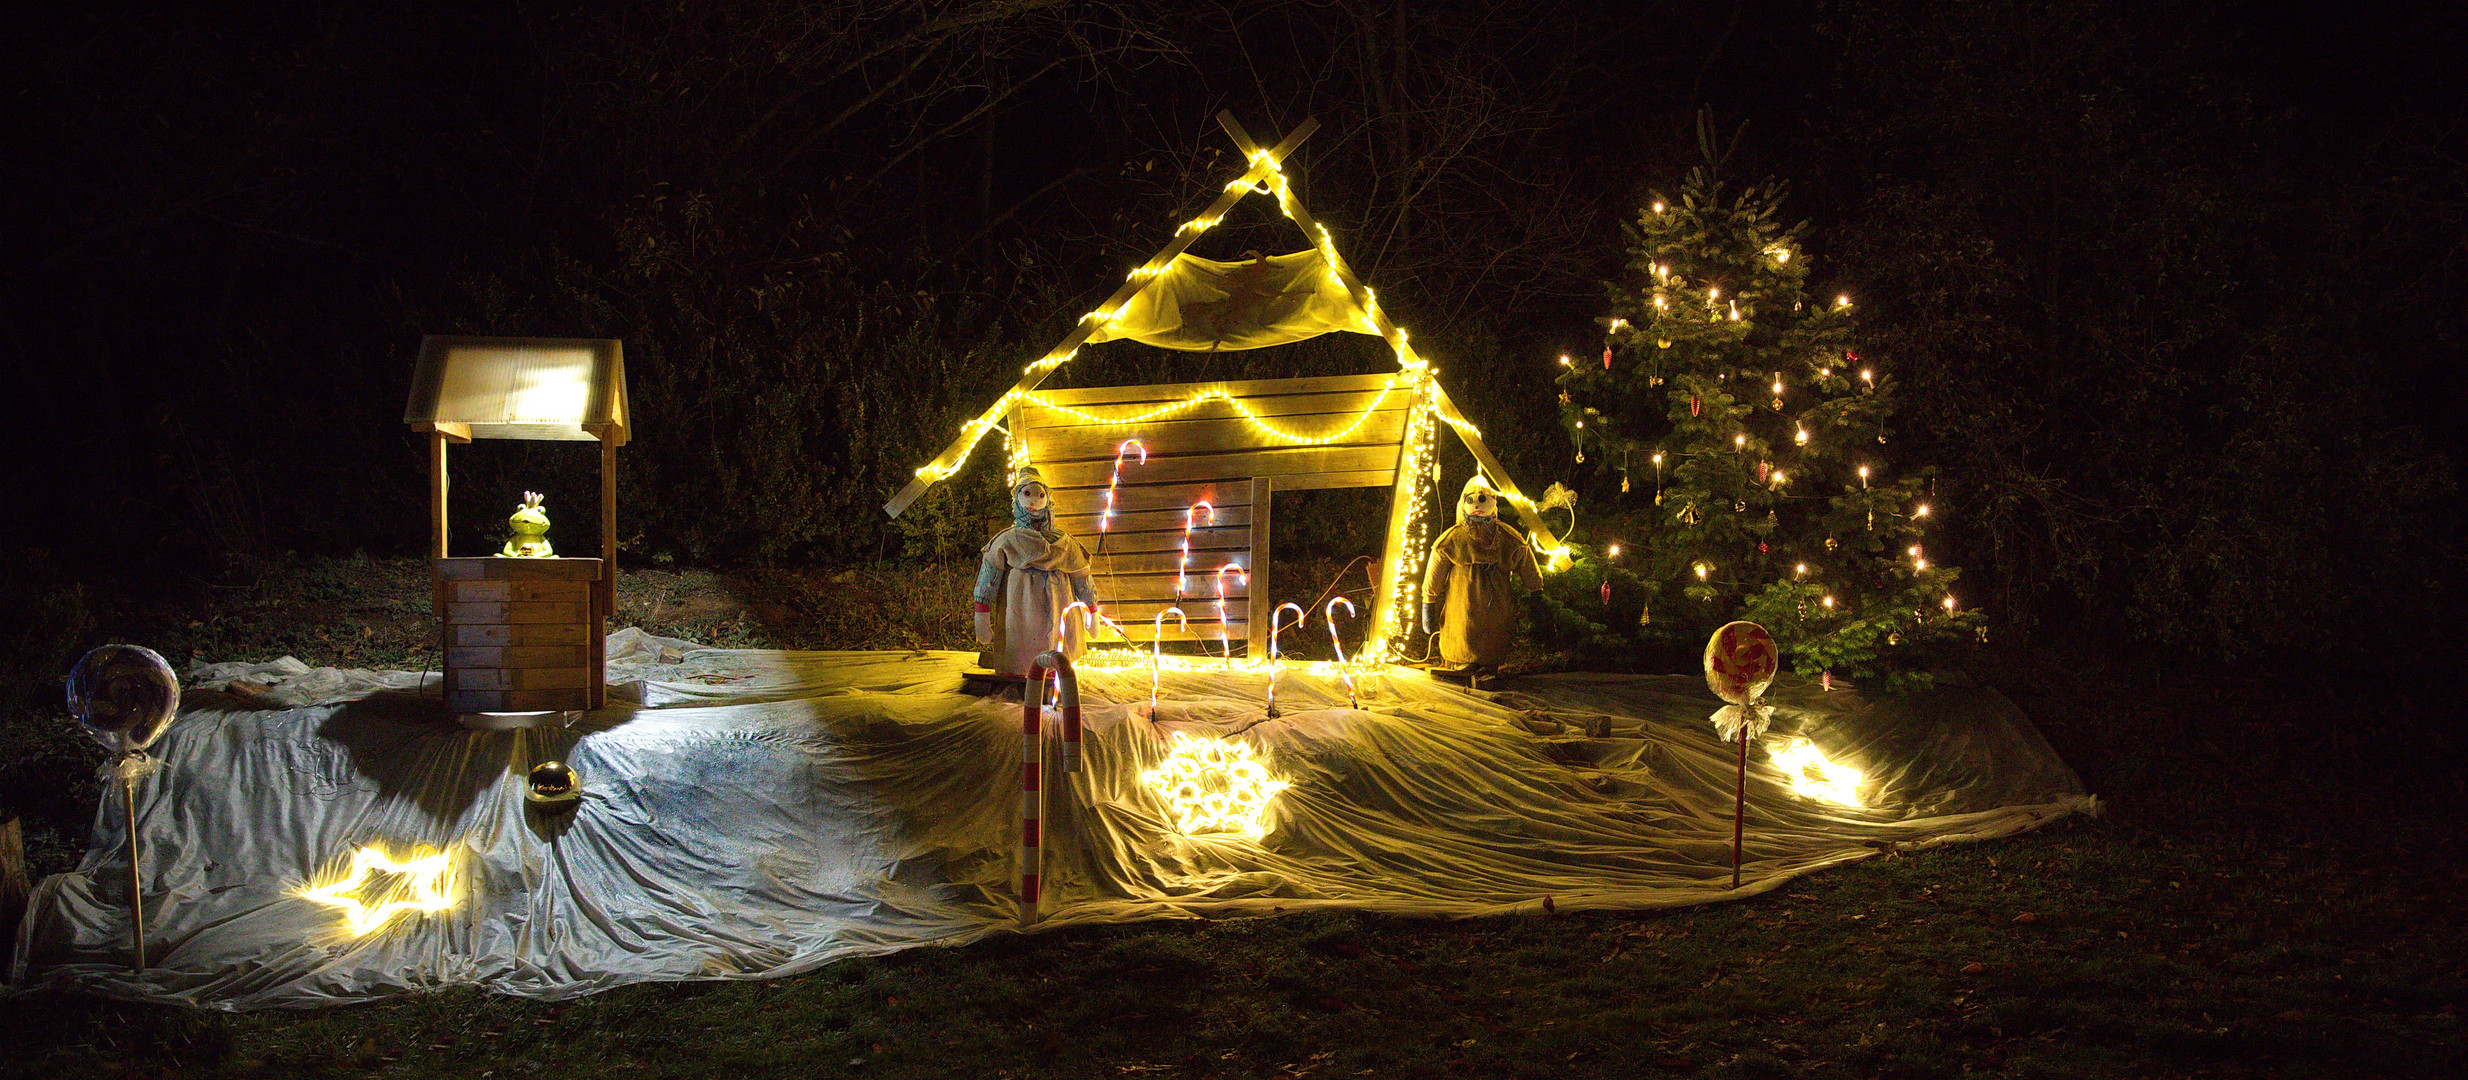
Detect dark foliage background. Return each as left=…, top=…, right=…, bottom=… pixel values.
left=4, top=0, right=2462, bottom=682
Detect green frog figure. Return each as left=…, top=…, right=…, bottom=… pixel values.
left=501, top=491, right=554, bottom=557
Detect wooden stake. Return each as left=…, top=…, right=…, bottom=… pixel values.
left=1733, top=729, right=1748, bottom=889
left=123, top=770, right=145, bottom=969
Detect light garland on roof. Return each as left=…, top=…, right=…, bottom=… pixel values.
left=1019, top=380, right=1400, bottom=446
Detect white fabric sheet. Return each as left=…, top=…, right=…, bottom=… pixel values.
left=8, top=630, right=2090, bottom=1009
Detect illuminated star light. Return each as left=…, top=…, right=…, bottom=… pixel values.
left=298, top=845, right=457, bottom=936
left=1768, top=738, right=1867, bottom=807
left=1139, top=732, right=1293, bottom=839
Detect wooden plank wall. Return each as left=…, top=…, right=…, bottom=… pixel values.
left=1018, top=373, right=1409, bottom=651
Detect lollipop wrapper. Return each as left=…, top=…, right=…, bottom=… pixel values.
left=1710, top=703, right=1772, bottom=743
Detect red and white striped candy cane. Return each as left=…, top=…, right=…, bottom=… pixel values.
left=1097, top=440, right=1146, bottom=549
left=1149, top=606, right=1187, bottom=711
left=1266, top=602, right=1305, bottom=716
left=1019, top=650, right=1081, bottom=926
left=1326, top=596, right=1360, bottom=710
left=1177, top=501, right=1214, bottom=600
left=1212, top=563, right=1247, bottom=666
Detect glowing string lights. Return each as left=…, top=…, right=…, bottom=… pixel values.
left=299, top=845, right=457, bottom=937
left=1139, top=732, right=1291, bottom=839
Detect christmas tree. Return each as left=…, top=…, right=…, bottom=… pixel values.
left=1548, top=167, right=1979, bottom=687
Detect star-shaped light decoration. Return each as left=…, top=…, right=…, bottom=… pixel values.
left=1768, top=737, right=1867, bottom=807
left=1139, top=732, right=1291, bottom=839
left=298, top=844, right=458, bottom=936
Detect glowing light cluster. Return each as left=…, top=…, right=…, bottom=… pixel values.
left=1139, top=732, right=1292, bottom=838
left=1768, top=737, right=1867, bottom=807
left=1024, top=380, right=1399, bottom=446
left=299, top=844, right=457, bottom=936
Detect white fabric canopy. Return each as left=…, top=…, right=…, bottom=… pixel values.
left=1086, top=250, right=1370, bottom=351
left=8, top=630, right=2090, bottom=1009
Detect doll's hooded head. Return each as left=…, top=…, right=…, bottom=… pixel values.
left=1457, top=476, right=1501, bottom=526
left=1010, top=466, right=1054, bottom=531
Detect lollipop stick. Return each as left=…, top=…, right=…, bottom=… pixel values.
left=1732, top=729, right=1747, bottom=890
left=123, top=768, right=145, bottom=969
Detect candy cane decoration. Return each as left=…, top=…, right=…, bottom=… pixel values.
left=1018, top=650, right=1081, bottom=926
left=1149, top=606, right=1187, bottom=712
left=1212, top=563, right=1247, bottom=667
left=1096, top=440, right=1146, bottom=551
left=1325, top=596, right=1359, bottom=710
left=1177, top=501, right=1214, bottom=600
left=1266, top=602, right=1305, bottom=717
left=1053, top=600, right=1093, bottom=656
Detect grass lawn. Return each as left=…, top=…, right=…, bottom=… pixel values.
left=3, top=556, right=2462, bottom=1079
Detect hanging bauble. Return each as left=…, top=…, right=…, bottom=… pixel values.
left=1678, top=503, right=1700, bottom=524
left=1657, top=339, right=1672, bottom=349
left=1824, top=535, right=1838, bottom=551
left=1620, top=473, right=1631, bottom=493
left=1888, top=632, right=1901, bottom=646
left=1602, top=346, right=1613, bottom=370
left=1638, top=602, right=1651, bottom=626
left=1690, top=395, right=1701, bottom=417
left=1654, top=491, right=1663, bottom=506
left=1757, top=460, right=1770, bottom=482
left=1557, top=390, right=1570, bottom=405
left=1575, top=449, right=1585, bottom=463
left=1758, top=541, right=1769, bottom=555
left=1772, top=396, right=1785, bottom=412
left=1600, top=580, right=1611, bottom=608
left=1733, top=499, right=1746, bottom=512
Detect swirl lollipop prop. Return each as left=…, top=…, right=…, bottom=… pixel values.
left=67, top=644, right=182, bottom=969
left=1148, top=606, right=1188, bottom=713
left=1703, top=621, right=1780, bottom=888
left=1212, top=563, right=1248, bottom=668
left=1265, top=602, right=1306, bottom=717
left=1325, top=597, right=1360, bottom=710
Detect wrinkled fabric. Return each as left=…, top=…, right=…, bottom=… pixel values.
left=1423, top=519, right=1543, bottom=666
left=1086, top=250, right=1369, bottom=352
left=976, top=527, right=1098, bottom=675
left=8, top=630, right=2090, bottom=1009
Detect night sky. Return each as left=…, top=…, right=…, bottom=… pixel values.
left=4, top=1, right=2461, bottom=669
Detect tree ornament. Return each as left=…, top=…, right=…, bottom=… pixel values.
left=1678, top=503, right=1700, bottom=525
left=1757, top=460, right=1770, bottom=482
left=1733, top=499, right=1746, bottom=512
left=1657, top=338, right=1672, bottom=349
left=1690, top=395, right=1701, bottom=417
left=1620, top=472, right=1631, bottom=493
left=1824, top=535, right=1838, bottom=551
left=1601, top=580, right=1611, bottom=607
left=1603, top=346, right=1613, bottom=370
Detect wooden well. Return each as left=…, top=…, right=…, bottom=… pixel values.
left=406, top=336, right=628, bottom=718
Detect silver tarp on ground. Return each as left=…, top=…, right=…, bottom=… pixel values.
left=8, top=630, right=2090, bottom=1009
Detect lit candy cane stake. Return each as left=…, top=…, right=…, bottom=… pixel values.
left=1018, top=650, right=1081, bottom=926
left=1212, top=563, right=1247, bottom=667
left=1325, top=596, right=1360, bottom=710
left=1148, top=607, right=1188, bottom=713
left=1097, top=439, right=1146, bottom=548
left=1265, top=602, right=1305, bottom=717
left=1176, top=501, right=1215, bottom=600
